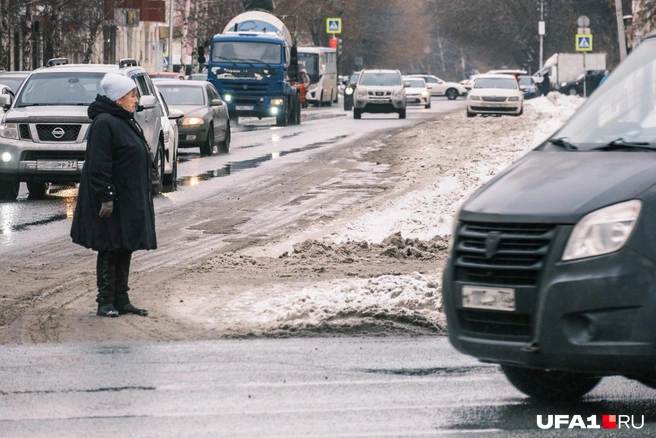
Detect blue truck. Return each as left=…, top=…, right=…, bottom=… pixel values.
left=206, top=10, right=301, bottom=126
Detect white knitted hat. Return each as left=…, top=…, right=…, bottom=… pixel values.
left=101, top=73, right=136, bottom=101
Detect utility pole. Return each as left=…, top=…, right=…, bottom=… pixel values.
left=538, top=0, right=545, bottom=68
left=614, top=0, right=627, bottom=61
left=168, top=0, right=174, bottom=72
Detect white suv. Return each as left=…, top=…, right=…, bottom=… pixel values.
left=353, top=69, right=406, bottom=119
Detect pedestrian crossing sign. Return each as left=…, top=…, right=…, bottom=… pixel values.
left=576, top=34, right=593, bottom=52
left=327, top=18, right=342, bottom=34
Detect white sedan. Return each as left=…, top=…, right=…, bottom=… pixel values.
left=402, top=77, right=431, bottom=109
left=405, top=74, right=467, bottom=100
left=466, top=74, right=524, bottom=117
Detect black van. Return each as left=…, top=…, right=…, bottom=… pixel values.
left=442, top=32, right=656, bottom=402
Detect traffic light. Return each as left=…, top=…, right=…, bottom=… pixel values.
left=329, top=38, right=337, bottom=50
left=337, top=38, right=343, bottom=57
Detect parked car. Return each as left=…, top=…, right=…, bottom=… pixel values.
left=402, top=76, right=430, bottom=109
left=466, top=74, right=524, bottom=117
left=343, top=71, right=360, bottom=111
left=442, top=31, right=656, bottom=403
left=558, top=70, right=605, bottom=96
left=155, top=80, right=230, bottom=156
left=0, top=58, right=174, bottom=200
left=149, top=72, right=185, bottom=80
left=0, top=71, right=29, bottom=93
left=353, top=69, right=406, bottom=119
left=406, top=74, right=467, bottom=100
left=461, top=74, right=478, bottom=91
left=518, top=75, right=539, bottom=99
left=155, top=88, right=184, bottom=188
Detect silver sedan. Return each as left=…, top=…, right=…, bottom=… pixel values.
left=155, top=80, right=231, bottom=156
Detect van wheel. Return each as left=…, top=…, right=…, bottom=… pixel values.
left=200, top=126, right=214, bottom=156
left=27, top=181, right=50, bottom=198
left=398, top=109, right=406, bottom=119
left=501, top=365, right=601, bottom=403
left=0, top=181, right=20, bottom=200
left=353, top=109, right=362, bottom=119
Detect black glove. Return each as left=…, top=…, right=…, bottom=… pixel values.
left=99, top=201, right=113, bottom=218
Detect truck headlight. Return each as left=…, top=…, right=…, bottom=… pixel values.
left=182, top=117, right=204, bottom=126
left=562, top=200, right=642, bottom=261
left=271, top=98, right=284, bottom=106
left=223, top=94, right=232, bottom=102
left=0, top=122, right=18, bottom=139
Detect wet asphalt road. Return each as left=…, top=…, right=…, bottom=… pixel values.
left=1, top=337, right=655, bottom=437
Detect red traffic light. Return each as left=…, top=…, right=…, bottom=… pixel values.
left=329, top=38, right=338, bottom=50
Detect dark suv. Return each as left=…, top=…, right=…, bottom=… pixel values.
left=0, top=59, right=176, bottom=200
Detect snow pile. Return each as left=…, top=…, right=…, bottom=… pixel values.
left=224, top=272, right=444, bottom=335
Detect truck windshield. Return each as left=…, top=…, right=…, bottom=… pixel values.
left=211, top=41, right=281, bottom=64
left=553, top=39, right=656, bottom=150
left=16, top=72, right=105, bottom=107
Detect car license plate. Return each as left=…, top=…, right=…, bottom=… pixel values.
left=37, top=160, right=78, bottom=170
left=462, top=285, right=515, bottom=311
left=236, top=105, right=254, bottom=111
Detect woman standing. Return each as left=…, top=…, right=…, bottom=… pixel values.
left=71, top=73, right=157, bottom=317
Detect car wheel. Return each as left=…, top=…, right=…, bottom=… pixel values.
left=425, top=101, right=431, bottom=109
left=155, top=140, right=166, bottom=185
left=163, top=149, right=177, bottom=189
left=568, top=87, right=578, bottom=96
left=399, top=109, right=406, bottom=119
left=466, top=110, right=476, bottom=118
left=446, top=88, right=459, bottom=100
left=501, top=365, right=601, bottom=403
left=26, top=181, right=50, bottom=198
left=353, top=109, right=362, bottom=119
left=219, top=122, right=231, bottom=153
left=200, top=125, right=214, bottom=156
left=0, top=181, right=20, bottom=201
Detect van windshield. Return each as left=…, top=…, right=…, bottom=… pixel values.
left=554, top=39, right=656, bottom=149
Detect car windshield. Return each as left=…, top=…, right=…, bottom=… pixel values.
left=474, top=78, right=518, bottom=89
left=519, top=77, right=534, bottom=86
left=16, top=72, right=105, bottom=107
left=553, top=39, right=656, bottom=149
left=0, top=76, right=26, bottom=93
left=211, top=41, right=281, bottom=64
left=403, top=79, right=425, bottom=88
left=359, top=72, right=401, bottom=86
left=158, top=86, right=205, bottom=105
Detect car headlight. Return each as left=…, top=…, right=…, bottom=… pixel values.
left=469, top=96, right=481, bottom=101
left=356, top=89, right=367, bottom=98
left=393, top=89, right=404, bottom=98
left=182, top=117, right=205, bottom=126
left=562, top=200, right=642, bottom=261
left=223, top=94, right=232, bottom=102
left=0, top=122, right=18, bottom=139
left=345, top=87, right=354, bottom=95
left=271, top=98, right=284, bottom=106
left=561, top=82, right=567, bottom=87
left=508, top=97, right=519, bottom=101
left=421, top=90, right=428, bottom=97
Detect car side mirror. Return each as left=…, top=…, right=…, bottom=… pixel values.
left=168, top=108, right=184, bottom=121
left=0, top=94, right=11, bottom=110
left=210, top=98, right=223, bottom=106
left=137, top=95, right=157, bottom=111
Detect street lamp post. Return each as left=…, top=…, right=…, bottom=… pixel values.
left=168, top=0, right=174, bottom=71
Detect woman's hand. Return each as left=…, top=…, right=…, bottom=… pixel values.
left=99, top=201, right=114, bottom=218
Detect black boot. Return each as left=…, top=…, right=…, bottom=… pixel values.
left=96, top=251, right=119, bottom=317
left=114, top=251, right=148, bottom=317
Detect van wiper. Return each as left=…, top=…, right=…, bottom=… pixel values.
left=589, top=138, right=656, bottom=151
left=547, top=137, right=578, bottom=150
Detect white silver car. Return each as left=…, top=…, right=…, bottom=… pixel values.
left=353, top=69, right=406, bottom=119
left=466, top=74, right=524, bottom=117
left=402, top=77, right=430, bottom=109
left=155, top=88, right=183, bottom=188
left=406, top=74, right=467, bottom=100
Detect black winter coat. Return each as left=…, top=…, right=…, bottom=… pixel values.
left=70, top=95, right=157, bottom=252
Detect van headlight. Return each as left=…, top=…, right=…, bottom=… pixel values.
left=0, top=122, right=18, bottom=139
left=562, top=200, right=642, bottom=261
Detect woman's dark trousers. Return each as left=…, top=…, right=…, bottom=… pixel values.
left=96, top=250, right=132, bottom=308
